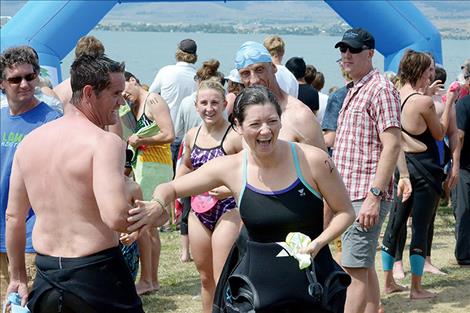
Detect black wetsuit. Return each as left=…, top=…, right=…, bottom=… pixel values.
left=214, top=142, right=348, bottom=313
left=27, top=247, right=143, bottom=313
left=382, top=93, right=443, bottom=276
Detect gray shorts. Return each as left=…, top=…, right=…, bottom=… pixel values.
left=341, top=200, right=392, bottom=268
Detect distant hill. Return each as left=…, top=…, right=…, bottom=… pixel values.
left=2, top=0, right=469, bottom=36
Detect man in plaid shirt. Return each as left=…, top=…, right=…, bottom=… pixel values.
left=332, top=28, right=401, bottom=313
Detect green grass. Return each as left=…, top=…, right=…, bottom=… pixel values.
left=142, top=206, right=470, bottom=312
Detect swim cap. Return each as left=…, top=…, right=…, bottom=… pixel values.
left=235, top=41, right=272, bottom=70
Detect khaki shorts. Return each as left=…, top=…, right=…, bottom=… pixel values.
left=0, top=252, right=36, bottom=306
left=341, top=201, right=391, bottom=268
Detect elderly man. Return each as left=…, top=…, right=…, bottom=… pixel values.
left=332, top=28, right=401, bottom=313
left=235, top=41, right=325, bottom=149
left=6, top=55, right=166, bottom=312
left=0, top=46, right=61, bottom=304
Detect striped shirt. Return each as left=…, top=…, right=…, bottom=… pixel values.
left=333, top=69, right=400, bottom=201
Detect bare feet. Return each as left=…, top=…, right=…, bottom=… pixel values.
left=180, top=252, right=193, bottom=263
left=410, top=288, right=437, bottom=300
left=385, top=281, right=409, bottom=294
left=151, top=282, right=160, bottom=292
left=393, top=261, right=405, bottom=280
left=424, top=262, right=446, bottom=275
left=378, top=303, right=385, bottom=313
left=135, top=281, right=154, bottom=296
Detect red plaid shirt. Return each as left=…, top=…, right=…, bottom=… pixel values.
left=333, top=69, right=400, bottom=201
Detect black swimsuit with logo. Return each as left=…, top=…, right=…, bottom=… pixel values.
left=217, top=143, right=348, bottom=313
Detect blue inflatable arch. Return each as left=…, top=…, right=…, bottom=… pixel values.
left=1, top=0, right=442, bottom=84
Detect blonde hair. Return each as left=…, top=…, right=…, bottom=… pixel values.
left=74, top=36, right=105, bottom=59
left=263, top=35, right=285, bottom=58
left=175, top=49, right=197, bottom=64
left=197, top=79, right=225, bottom=100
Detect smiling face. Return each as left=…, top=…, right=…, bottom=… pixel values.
left=196, top=87, right=226, bottom=125
left=1, top=63, right=38, bottom=106
left=237, top=103, right=281, bottom=155
left=94, top=72, right=125, bottom=126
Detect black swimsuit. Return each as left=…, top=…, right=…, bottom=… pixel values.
left=382, top=92, right=444, bottom=276
left=220, top=143, right=346, bottom=313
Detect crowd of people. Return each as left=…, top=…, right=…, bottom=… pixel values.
left=1, top=27, right=469, bottom=313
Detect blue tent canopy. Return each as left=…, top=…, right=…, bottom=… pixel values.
left=1, top=0, right=442, bottom=84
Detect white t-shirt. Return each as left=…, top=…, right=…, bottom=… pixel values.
left=174, top=92, right=202, bottom=142
left=148, top=62, right=197, bottom=125
left=316, top=92, right=329, bottom=125
left=275, top=64, right=299, bottom=98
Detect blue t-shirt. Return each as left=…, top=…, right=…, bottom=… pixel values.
left=321, top=85, right=349, bottom=131
left=1, top=102, right=61, bottom=253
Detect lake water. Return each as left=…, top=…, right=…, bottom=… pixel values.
left=61, top=30, right=469, bottom=92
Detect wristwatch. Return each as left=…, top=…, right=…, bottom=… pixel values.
left=369, top=187, right=384, bottom=198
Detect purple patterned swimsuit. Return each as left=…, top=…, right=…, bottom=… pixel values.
left=190, top=126, right=236, bottom=231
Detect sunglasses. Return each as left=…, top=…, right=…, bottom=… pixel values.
left=339, top=45, right=369, bottom=54
left=5, top=72, right=38, bottom=84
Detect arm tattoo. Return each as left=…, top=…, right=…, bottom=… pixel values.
left=324, top=157, right=334, bottom=173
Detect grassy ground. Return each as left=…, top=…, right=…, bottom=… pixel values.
left=141, top=206, right=470, bottom=313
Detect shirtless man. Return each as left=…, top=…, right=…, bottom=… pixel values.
left=5, top=55, right=166, bottom=312
left=53, top=35, right=122, bottom=137
left=235, top=41, right=326, bottom=150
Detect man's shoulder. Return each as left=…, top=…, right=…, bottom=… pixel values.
left=287, top=96, right=313, bottom=113
left=37, top=102, right=62, bottom=118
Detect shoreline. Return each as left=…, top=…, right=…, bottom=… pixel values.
left=95, top=23, right=470, bottom=40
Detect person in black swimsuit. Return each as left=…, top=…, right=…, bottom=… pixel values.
left=381, top=50, right=458, bottom=299
left=128, top=86, right=355, bottom=312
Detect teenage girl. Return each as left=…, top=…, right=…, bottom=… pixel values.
left=176, top=79, right=243, bottom=313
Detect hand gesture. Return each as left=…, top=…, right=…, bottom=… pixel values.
left=426, top=80, right=444, bottom=96
left=6, top=280, right=28, bottom=307
left=127, top=134, right=140, bottom=148
left=208, top=186, right=232, bottom=200
left=127, top=200, right=168, bottom=233
left=397, top=177, right=412, bottom=202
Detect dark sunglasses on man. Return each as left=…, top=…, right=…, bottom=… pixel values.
left=6, top=72, right=38, bottom=84
left=338, top=45, right=370, bottom=54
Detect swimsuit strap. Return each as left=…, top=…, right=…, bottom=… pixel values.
left=192, top=126, right=203, bottom=149
left=400, top=92, right=421, bottom=111
left=290, top=142, right=322, bottom=200
left=219, top=125, right=232, bottom=147
left=237, top=149, right=248, bottom=206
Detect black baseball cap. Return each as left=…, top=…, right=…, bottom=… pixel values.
left=178, top=39, right=197, bottom=54
left=335, top=28, right=375, bottom=49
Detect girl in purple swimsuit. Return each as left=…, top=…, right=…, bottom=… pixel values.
left=176, top=79, right=243, bottom=313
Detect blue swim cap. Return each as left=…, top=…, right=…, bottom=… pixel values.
left=235, top=41, right=272, bottom=70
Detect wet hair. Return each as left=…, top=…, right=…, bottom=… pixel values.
left=312, top=72, right=325, bottom=91
left=70, top=55, right=125, bottom=105
left=124, top=71, right=140, bottom=85
left=304, top=65, right=317, bottom=85
left=175, top=49, right=197, bottom=64
left=397, top=50, right=432, bottom=87
left=74, top=36, right=105, bottom=59
left=230, top=86, right=282, bottom=126
left=434, top=66, right=446, bottom=84
left=263, top=35, right=285, bottom=58
left=0, top=45, right=40, bottom=80
left=285, top=57, right=306, bottom=80
left=196, top=59, right=224, bottom=84
left=197, top=79, right=226, bottom=101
